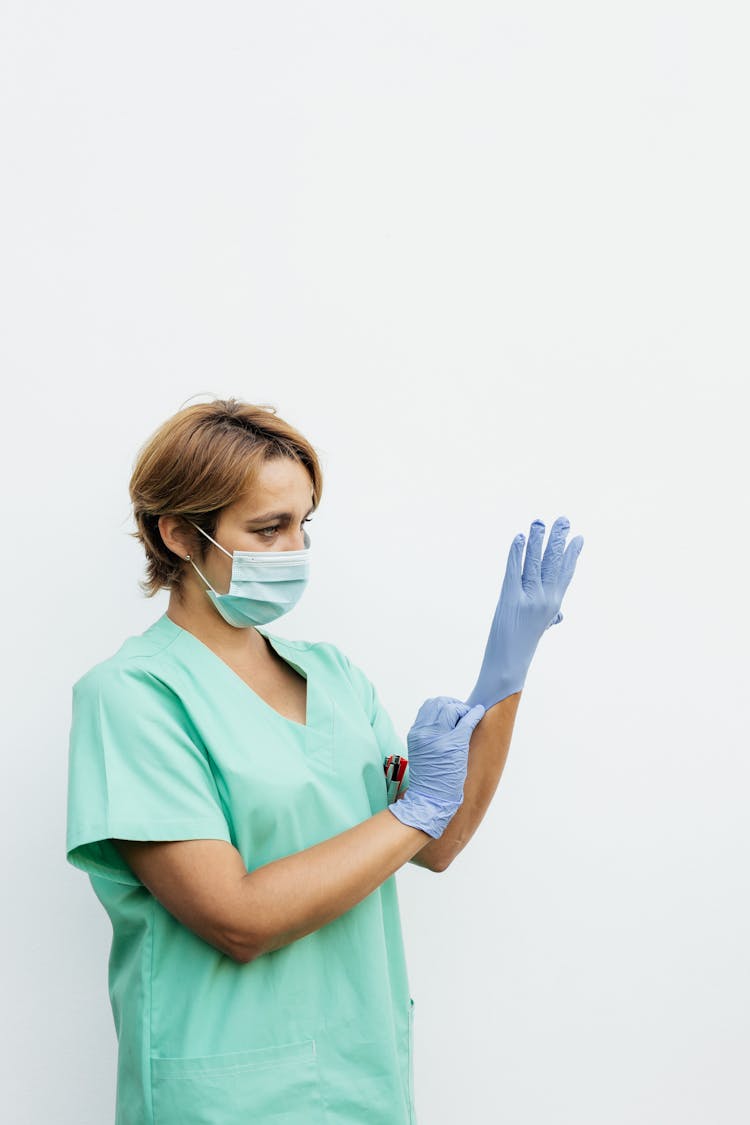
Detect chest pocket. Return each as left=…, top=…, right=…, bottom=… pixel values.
left=151, top=1038, right=324, bottom=1125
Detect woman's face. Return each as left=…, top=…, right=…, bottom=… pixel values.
left=197, top=457, right=315, bottom=593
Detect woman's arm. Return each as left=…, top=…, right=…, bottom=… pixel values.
left=408, top=691, right=521, bottom=872
left=113, top=809, right=430, bottom=963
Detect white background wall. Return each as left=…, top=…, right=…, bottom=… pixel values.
left=2, top=3, right=747, bottom=1122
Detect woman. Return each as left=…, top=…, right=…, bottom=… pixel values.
left=66, top=397, right=583, bottom=1124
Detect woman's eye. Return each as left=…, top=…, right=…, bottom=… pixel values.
left=258, top=517, right=312, bottom=539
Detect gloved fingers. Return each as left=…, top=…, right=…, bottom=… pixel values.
left=500, top=532, right=526, bottom=599
left=557, top=535, right=585, bottom=598
left=521, top=519, right=545, bottom=593
left=540, top=516, right=570, bottom=587
left=545, top=610, right=563, bottom=630
left=443, top=701, right=471, bottom=727
left=457, top=703, right=486, bottom=732
left=413, top=697, right=443, bottom=725
left=413, top=695, right=469, bottom=728
left=433, top=696, right=473, bottom=728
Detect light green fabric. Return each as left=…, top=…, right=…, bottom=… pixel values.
left=66, top=613, right=416, bottom=1124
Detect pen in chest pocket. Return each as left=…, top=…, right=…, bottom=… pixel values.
left=383, top=754, right=407, bottom=801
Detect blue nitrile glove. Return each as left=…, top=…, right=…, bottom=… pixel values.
left=388, top=696, right=486, bottom=838
left=466, top=516, right=584, bottom=711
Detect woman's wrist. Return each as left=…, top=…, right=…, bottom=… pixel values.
left=388, top=790, right=460, bottom=839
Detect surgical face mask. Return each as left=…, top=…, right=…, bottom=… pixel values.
left=185, top=520, right=311, bottom=628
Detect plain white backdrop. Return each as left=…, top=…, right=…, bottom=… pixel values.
left=2, top=3, right=747, bottom=1123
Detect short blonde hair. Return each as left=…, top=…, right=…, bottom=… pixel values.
left=129, top=397, right=324, bottom=599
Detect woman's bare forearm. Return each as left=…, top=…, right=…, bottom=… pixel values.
left=233, top=809, right=429, bottom=960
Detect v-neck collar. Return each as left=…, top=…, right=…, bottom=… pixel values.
left=149, top=614, right=334, bottom=748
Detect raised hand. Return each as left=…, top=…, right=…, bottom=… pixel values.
left=465, top=516, right=584, bottom=710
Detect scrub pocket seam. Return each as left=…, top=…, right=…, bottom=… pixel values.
left=150, top=1038, right=324, bottom=1125
left=151, top=1037, right=317, bottom=1079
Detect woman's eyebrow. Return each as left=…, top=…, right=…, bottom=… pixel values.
left=245, top=504, right=315, bottom=523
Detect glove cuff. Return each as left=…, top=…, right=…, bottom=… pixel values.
left=467, top=670, right=528, bottom=710
left=387, top=791, right=460, bottom=839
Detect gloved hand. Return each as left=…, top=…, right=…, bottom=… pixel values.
left=388, top=696, right=486, bottom=838
left=466, top=516, right=584, bottom=711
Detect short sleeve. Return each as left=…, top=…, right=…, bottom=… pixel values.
left=339, top=651, right=411, bottom=800
left=66, top=663, right=232, bottom=886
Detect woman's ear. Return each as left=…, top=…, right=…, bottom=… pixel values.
left=158, top=515, right=194, bottom=561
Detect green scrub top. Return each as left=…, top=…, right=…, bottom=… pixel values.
left=66, top=613, right=416, bottom=1125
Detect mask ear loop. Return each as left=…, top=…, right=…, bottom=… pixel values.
left=184, top=553, right=220, bottom=595
left=189, top=520, right=233, bottom=557
left=185, top=520, right=233, bottom=595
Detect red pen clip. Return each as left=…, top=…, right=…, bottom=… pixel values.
left=384, top=754, right=408, bottom=800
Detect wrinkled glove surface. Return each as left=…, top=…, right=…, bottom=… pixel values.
left=389, top=696, right=485, bottom=838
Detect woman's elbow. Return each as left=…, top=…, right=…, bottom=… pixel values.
left=221, top=925, right=263, bottom=963
left=430, top=855, right=452, bottom=873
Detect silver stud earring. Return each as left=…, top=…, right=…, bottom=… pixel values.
left=185, top=554, right=191, bottom=561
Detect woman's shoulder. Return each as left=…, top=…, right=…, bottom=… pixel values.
left=71, top=615, right=182, bottom=698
